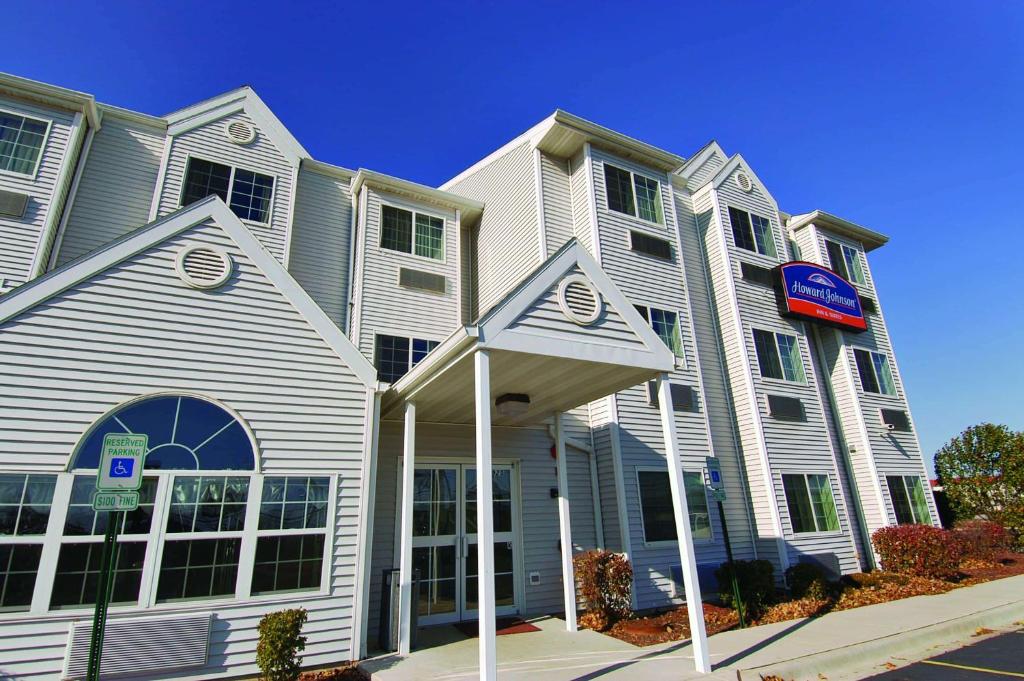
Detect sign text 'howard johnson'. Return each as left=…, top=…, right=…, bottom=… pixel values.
left=775, top=261, right=867, bottom=332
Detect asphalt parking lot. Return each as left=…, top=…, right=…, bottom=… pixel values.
left=865, top=629, right=1023, bottom=680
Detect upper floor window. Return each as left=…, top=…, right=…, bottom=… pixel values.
left=853, top=349, right=896, bottom=396
left=635, top=305, right=684, bottom=359
left=603, top=164, right=664, bottom=224
left=380, top=205, right=444, bottom=261
left=728, top=207, right=776, bottom=258
left=886, top=475, right=931, bottom=525
left=825, top=240, right=866, bottom=285
left=782, top=473, right=840, bottom=534
left=181, top=157, right=275, bottom=225
left=753, top=329, right=804, bottom=382
left=375, top=334, right=440, bottom=384
left=0, top=111, right=49, bottom=176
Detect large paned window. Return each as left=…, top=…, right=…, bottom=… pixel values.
left=0, top=474, right=56, bottom=611
left=782, top=473, right=840, bottom=534
left=728, top=207, right=776, bottom=257
left=636, top=470, right=711, bottom=543
left=753, top=329, right=805, bottom=382
left=380, top=205, right=445, bottom=260
left=635, top=305, right=684, bottom=359
left=853, top=349, right=896, bottom=395
left=252, top=476, right=330, bottom=595
left=886, top=475, right=932, bottom=525
left=0, top=111, right=49, bottom=175
left=825, top=240, right=866, bottom=285
left=374, top=334, right=440, bottom=384
left=603, top=163, right=664, bottom=224
left=181, top=157, right=275, bottom=224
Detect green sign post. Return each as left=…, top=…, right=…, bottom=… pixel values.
left=706, top=456, right=744, bottom=628
left=86, top=433, right=147, bottom=681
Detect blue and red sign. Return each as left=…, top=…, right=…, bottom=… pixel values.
left=776, top=261, right=867, bottom=332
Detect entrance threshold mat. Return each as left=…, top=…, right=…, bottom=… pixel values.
left=454, top=617, right=541, bottom=637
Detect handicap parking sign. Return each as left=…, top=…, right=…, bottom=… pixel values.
left=110, top=458, right=134, bottom=477
left=97, top=433, right=147, bottom=492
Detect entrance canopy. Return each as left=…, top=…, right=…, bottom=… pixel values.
left=380, top=239, right=676, bottom=425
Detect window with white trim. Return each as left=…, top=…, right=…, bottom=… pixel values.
left=825, top=240, right=866, bottom=285
left=635, top=305, right=684, bottom=359
left=0, top=111, right=49, bottom=175
left=181, top=157, right=275, bottom=224
left=636, top=469, right=711, bottom=542
left=886, top=475, right=931, bottom=525
left=853, top=349, right=896, bottom=395
left=252, top=476, right=330, bottom=594
left=603, top=163, right=664, bottom=224
left=380, top=205, right=444, bottom=260
left=374, top=334, right=440, bottom=384
left=752, top=329, right=805, bottom=382
left=0, top=473, right=56, bottom=611
left=782, top=473, right=840, bottom=534
left=728, top=206, right=777, bottom=257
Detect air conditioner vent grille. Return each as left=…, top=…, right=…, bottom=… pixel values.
left=398, top=267, right=446, bottom=294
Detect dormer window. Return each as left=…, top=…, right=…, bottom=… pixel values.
left=380, top=205, right=444, bottom=260
left=0, top=111, right=50, bottom=176
left=728, top=206, right=777, bottom=258
left=603, top=163, right=664, bottom=224
left=181, top=157, right=275, bottom=225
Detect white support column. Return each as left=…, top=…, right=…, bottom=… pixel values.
left=554, top=412, right=578, bottom=631
left=474, top=351, right=498, bottom=681
left=657, top=373, right=711, bottom=674
left=397, top=401, right=416, bottom=656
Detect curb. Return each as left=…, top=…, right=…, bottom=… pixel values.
left=735, top=598, right=1024, bottom=681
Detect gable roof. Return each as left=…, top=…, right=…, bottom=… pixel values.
left=165, top=86, right=308, bottom=165
left=0, top=196, right=377, bottom=388
left=710, top=153, right=779, bottom=210
left=676, top=140, right=727, bottom=184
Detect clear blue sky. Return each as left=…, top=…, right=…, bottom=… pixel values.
left=4, top=1, right=1022, bottom=472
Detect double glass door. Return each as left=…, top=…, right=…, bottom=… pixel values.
left=410, top=463, right=518, bottom=625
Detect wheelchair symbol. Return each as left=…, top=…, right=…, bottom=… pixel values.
left=110, top=458, right=133, bottom=478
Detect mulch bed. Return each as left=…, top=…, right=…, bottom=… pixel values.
left=594, top=553, right=1024, bottom=647
left=298, top=664, right=368, bottom=680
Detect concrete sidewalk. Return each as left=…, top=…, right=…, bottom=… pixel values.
left=361, top=574, right=1024, bottom=680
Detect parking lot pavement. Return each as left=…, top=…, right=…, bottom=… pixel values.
left=865, top=629, right=1024, bottom=680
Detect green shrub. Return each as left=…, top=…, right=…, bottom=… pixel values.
left=785, top=562, right=831, bottom=600
left=573, top=550, right=633, bottom=629
left=715, top=559, right=775, bottom=616
left=257, top=608, right=308, bottom=681
left=871, top=525, right=964, bottom=580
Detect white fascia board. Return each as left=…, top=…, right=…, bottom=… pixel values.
left=352, top=169, right=485, bottom=223
left=549, top=109, right=685, bottom=171
left=0, top=71, right=100, bottom=129
left=787, top=210, right=889, bottom=251
left=439, top=117, right=553, bottom=190
left=388, top=326, right=479, bottom=395
left=301, top=157, right=357, bottom=181
left=97, top=103, right=166, bottom=131
left=675, top=140, right=726, bottom=181
left=0, top=196, right=377, bottom=388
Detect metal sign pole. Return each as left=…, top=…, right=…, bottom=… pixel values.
left=717, top=500, right=745, bottom=628
left=86, top=510, right=121, bottom=681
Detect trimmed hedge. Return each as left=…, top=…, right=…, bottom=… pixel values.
left=715, top=559, right=775, bottom=617
left=953, top=520, right=1013, bottom=560
left=785, top=562, right=831, bottom=600
left=871, top=524, right=964, bottom=580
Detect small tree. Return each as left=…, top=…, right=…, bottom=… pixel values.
left=257, top=608, right=308, bottom=681
left=934, top=423, right=1024, bottom=546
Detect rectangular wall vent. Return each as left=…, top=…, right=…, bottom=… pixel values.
left=399, top=267, right=446, bottom=294
left=647, top=381, right=698, bottom=412
left=740, top=261, right=775, bottom=288
left=880, top=409, right=911, bottom=432
left=0, top=189, right=29, bottom=218
left=629, top=231, right=673, bottom=260
left=859, top=295, right=877, bottom=314
left=64, top=612, right=212, bottom=679
left=767, top=394, right=805, bottom=421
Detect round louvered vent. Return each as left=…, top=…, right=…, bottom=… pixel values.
left=557, top=274, right=602, bottom=325
left=735, top=171, right=753, bottom=192
left=225, top=120, right=256, bottom=145
left=175, top=246, right=232, bottom=289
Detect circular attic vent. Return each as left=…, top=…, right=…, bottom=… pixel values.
left=175, top=245, right=232, bottom=289
left=735, top=171, right=753, bottom=193
left=225, top=120, right=256, bottom=145
left=557, top=274, right=602, bottom=325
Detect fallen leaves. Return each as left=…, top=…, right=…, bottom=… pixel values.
left=606, top=602, right=738, bottom=646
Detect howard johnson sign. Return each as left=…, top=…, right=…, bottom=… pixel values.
left=775, top=262, right=867, bottom=332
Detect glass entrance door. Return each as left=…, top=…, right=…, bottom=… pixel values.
left=410, top=463, right=519, bottom=625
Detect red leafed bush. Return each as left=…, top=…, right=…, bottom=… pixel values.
left=953, top=520, right=1013, bottom=560
left=573, top=550, right=633, bottom=630
left=872, top=524, right=964, bottom=580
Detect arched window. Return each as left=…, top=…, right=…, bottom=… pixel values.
left=73, top=395, right=256, bottom=471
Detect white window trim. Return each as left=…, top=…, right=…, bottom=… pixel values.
left=726, top=205, right=779, bottom=260
left=601, top=162, right=666, bottom=227
left=178, top=154, right=277, bottom=227
left=0, top=107, right=53, bottom=180
left=634, top=303, right=686, bottom=368
left=377, top=199, right=448, bottom=264
left=634, top=466, right=714, bottom=547
left=752, top=327, right=806, bottom=384
left=780, top=471, right=844, bottom=537
left=5, top=469, right=335, bottom=620
left=885, top=474, right=930, bottom=525
left=851, top=346, right=899, bottom=398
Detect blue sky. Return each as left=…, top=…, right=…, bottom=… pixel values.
left=4, top=1, right=1022, bottom=471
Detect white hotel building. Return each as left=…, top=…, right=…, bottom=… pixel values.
left=0, top=72, right=937, bottom=680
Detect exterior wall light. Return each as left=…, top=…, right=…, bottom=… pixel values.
left=495, top=393, right=530, bottom=418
